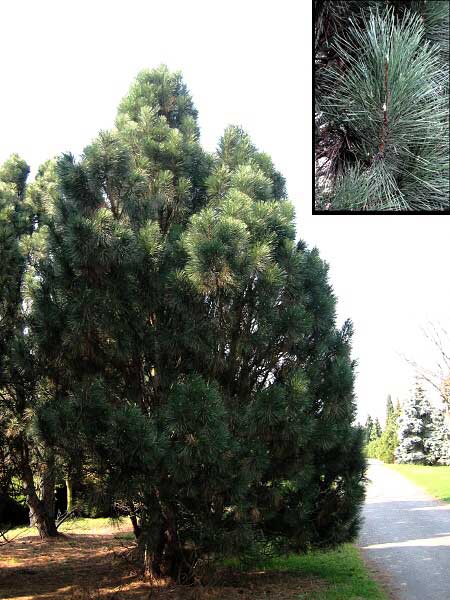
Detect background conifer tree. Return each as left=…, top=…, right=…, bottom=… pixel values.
left=371, top=417, right=382, bottom=441
left=315, top=0, right=449, bottom=211
left=377, top=395, right=401, bottom=463
left=386, top=395, right=394, bottom=421
left=396, top=381, right=434, bottom=464
left=428, top=405, right=450, bottom=465
left=364, top=415, right=374, bottom=444
left=365, top=413, right=384, bottom=459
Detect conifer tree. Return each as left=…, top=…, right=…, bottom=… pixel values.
left=377, top=395, right=400, bottom=463
left=428, top=405, right=450, bottom=465
left=0, top=155, right=58, bottom=537
left=371, top=417, right=382, bottom=441
left=396, top=382, right=434, bottom=464
left=315, top=0, right=449, bottom=211
left=386, top=394, right=394, bottom=420
left=32, top=66, right=366, bottom=581
left=365, top=413, right=384, bottom=459
left=364, top=414, right=374, bottom=444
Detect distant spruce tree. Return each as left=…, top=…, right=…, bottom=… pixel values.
left=427, top=405, right=450, bottom=465
left=31, top=66, right=365, bottom=581
left=396, top=382, right=434, bottom=464
left=315, top=0, right=449, bottom=211
left=364, top=414, right=374, bottom=444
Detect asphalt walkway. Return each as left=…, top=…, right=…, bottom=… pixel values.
left=359, top=460, right=450, bottom=599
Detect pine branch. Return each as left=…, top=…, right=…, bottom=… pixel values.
left=316, top=3, right=449, bottom=211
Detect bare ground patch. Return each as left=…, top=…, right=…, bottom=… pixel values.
left=0, top=524, right=326, bottom=600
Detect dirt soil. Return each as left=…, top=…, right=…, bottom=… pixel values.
left=0, top=523, right=325, bottom=599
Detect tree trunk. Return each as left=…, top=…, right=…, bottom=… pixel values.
left=66, top=458, right=83, bottom=513
left=149, top=524, right=167, bottom=577
left=41, top=453, right=56, bottom=521
left=19, top=436, right=58, bottom=539
left=29, top=505, right=36, bottom=526
left=65, top=476, right=74, bottom=513
left=22, top=461, right=58, bottom=538
left=147, top=512, right=194, bottom=584
left=127, top=501, right=141, bottom=538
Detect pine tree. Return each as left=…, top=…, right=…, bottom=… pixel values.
left=396, top=382, right=434, bottom=464
left=0, top=155, right=59, bottom=537
left=315, top=0, right=449, bottom=211
left=31, top=66, right=366, bottom=581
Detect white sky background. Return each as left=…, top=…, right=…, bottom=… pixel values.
left=1, top=0, right=449, bottom=425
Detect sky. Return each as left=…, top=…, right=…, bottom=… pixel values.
left=1, top=0, right=449, bottom=424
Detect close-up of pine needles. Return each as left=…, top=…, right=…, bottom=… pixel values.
left=315, top=0, right=450, bottom=212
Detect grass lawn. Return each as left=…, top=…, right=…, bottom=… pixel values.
left=4, top=515, right=128, bottom=540
left=387, top=464, right=450, bottom=503
left=230, top=544, right=388, bottom=599
left=2, top=519, right=386, bottom=599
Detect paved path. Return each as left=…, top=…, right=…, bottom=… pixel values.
left=359, top=460, right=450, bottom=600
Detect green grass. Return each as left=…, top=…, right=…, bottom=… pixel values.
left=387, top=464, right=450, bottom=503
left=229, top=544, right=387, bottom=599
left=4, top=516, right=128, bottom=540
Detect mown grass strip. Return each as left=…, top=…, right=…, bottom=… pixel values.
left=232, top=544, right=388, bottom=599
left=387, top=464, right=450, bottom=503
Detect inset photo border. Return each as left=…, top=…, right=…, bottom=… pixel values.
left=313, top=0, right=450, bottom=215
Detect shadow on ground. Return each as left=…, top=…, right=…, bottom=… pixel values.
left=0, top=530, right=325, bottom=600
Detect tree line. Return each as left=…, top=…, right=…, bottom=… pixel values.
left=0, top=66, right=366, bottom=582
left=365, top=383, right=450, bottom=465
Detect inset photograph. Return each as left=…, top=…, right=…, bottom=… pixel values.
left=314, top=0, right=450, bottom=213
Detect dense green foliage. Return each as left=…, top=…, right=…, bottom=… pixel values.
left=315, top=0, right=449, bottom=211
left=366, top=397, right=401, bottom=463
left=377, top=398, right=401, bottom=463
left=0, top=66, right=365, bottom=581
left=0, top=154, right=62, bottom=536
